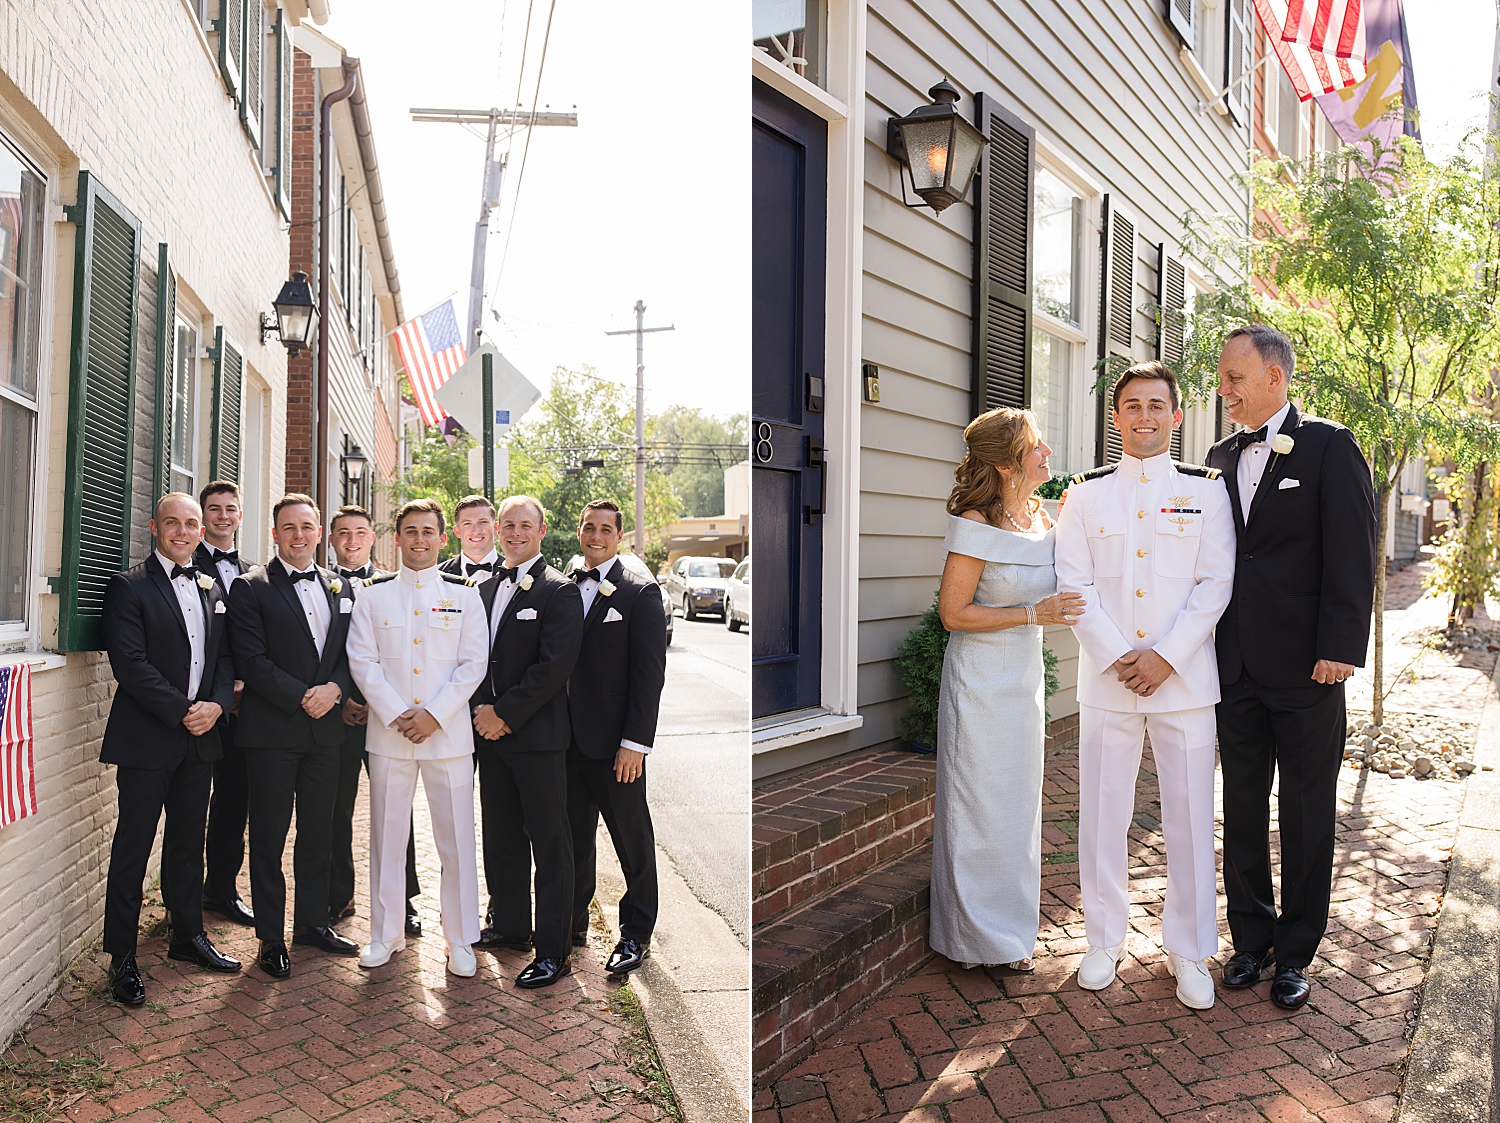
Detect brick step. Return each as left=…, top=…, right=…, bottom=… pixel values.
left=751, top=750, right=936, bottom=927
left=751, top=841, right=934, bottom=1088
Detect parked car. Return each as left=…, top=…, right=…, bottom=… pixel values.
left=563, top=551, right=674, bottom=646
left=724, top=557, right=750, bottom=632
left=664, top=555, right=738, bottom=620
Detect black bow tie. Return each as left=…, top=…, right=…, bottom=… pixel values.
left=496, top=565, right=522, bottom=585
left=466, top=560, right=495, bottom=575
left=211, top=548, right=239, bottom=564
left=170, top=564, right=199, bottom=582
left=1234, top=426, right=1269, bottom=452
left=572, top=567, right=603, bottom=584
left=339, top=566, right=370, bottom=580
left=287, top=568, right=319, bottom=584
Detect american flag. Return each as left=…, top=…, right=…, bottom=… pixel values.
left=0, top=663, right=37, bottom=830
left=391, top=300, right=467, bottom=428
left=1254, top=0, right=1367, bottom=101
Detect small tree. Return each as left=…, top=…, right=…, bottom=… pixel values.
left=382, top=427, right=476, bottom=559
left=1427, top=459, right=1500, bottom=625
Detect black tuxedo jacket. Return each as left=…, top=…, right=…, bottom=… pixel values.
left=228, top=560, right=355, bottom=749
left=1205, top=404, right=1377, bottom=689
left=194, top=541, right=251, bottom=594
left=567, top=560, right=668, bottom=759
left=473, top=560, right=585, bottom=754
left=100, top=559, right=235, bottom=769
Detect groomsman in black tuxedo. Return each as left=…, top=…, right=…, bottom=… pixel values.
left=228, top=494, right=360, bottom=978
left=439, top=495, right=501, bottom=581
left=326, top=504, right=422, bottom=937
left=471, top=495, right=585, bottom=987
left=101, top=492, right=241, bottom=1005
left=195, top=480, right=255, bottom=928
left=566, top=501, right=668, bottom=975
left=1206, top=325, right=1377, bottom=1010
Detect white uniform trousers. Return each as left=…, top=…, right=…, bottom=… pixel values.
left=368, top=753, right=480, bottom=947
left=1077, top=704, right=1218, bottom=961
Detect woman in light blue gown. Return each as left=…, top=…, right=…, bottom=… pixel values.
left=930, top=407, right=1085, bottom=971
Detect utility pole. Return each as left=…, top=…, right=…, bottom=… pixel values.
left=606, top=301, right=674, bottom=555
left=410, top=106, right=578, bottom=353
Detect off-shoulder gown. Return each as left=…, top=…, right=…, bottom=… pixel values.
left=929, top=514, right=1056, bottom=967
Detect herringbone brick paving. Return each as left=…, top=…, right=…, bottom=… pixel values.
left=6, top=783, right=664, bottom=1122
left=756, top=563, right=1484, bottom=1123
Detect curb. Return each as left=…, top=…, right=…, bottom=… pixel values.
left=1397, top=659, right=1500, bottom=1123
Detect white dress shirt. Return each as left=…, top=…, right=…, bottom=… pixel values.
left=277, top=556, right=331, bottom=657
left=489, top=552, right=544, bottom=644
left=573, top=555, right=650, bottom=756
left=461, top=548, right=500, bottom=582
left=156, top=551, right=207, bottom=699
left=1235, top=400, right=1292, bottom=523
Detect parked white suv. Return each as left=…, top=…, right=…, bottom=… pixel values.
left=724, top=557, right=750, bottom=632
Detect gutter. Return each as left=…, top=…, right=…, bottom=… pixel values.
left=346, top=62, right=404, bottom=324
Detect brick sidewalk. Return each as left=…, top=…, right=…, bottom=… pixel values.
left=6, top=784, right=668, bottom=1123
left=757, top=565, right=1488, bottom=1123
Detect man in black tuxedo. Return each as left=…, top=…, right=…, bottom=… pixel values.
left=101, top=493, right=241, bottom=1005
left=1206, top=325, right=1376, bottom=1010
left=228, top=494, right=360, bottom=977
left=565, top=500, right=668, bottom=975
left=471, top=495, right=585, bottom=987
left=326, top=504, right=422, bottom=937
left=195, top=480, right=255, bottom=928
left=440, top=495, right=502, bottom=581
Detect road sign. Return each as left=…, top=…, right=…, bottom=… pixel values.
left=434, top=343, right=541, bottom=437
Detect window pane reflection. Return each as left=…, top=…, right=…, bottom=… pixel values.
left=1034, top=168, right=1081, bottom=326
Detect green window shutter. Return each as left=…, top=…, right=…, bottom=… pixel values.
left=241, top=0, right=263, bottom=150
left=274, top=7, right=292, bottom=219
left=152, top=243, right=176, bottom=505
left=215, top=0, right=244, bottom=103
left=59, top=172, right=142, bottom=652
left=972, top=93, right=1035, bottom=420
left=209, top=327, right=243, bottom=484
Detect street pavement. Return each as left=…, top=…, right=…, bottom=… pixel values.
left=759, top=559, right=1487, bottom=1123
left=652, top=612, right=750, bottom=945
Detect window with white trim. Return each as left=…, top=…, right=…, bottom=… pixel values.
left=1030, top=164, right=1089, bottom=476
left=170, top=317, right=201, bottom=496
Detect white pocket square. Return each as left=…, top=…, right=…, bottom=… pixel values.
left=1278, top=478, right=1301, bottom=490
left=339, top=599, right=353, bottom=613
left=604, top=607, right=623, bottom=623
left=213, top=601, right=227, bottom=614
left=515, top=607, right=538, bottom=620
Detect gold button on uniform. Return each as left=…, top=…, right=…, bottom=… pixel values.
left=1137, top=549, right=1146, bottom=558
left=413, top=610, right=420, bottom=616
left=1136, top=589, right=1145, bottom=598
left=1137, top=510, right=1145, bottom=519
left=1137, top=629, right=1146, bottom=638
left=1140, top=474, right=1148, bottom=483
left=413, top=667, right=421, bottom=675
left=414, top=638, right=422, bottom=645
left=413, top=697, right=421, bottom=705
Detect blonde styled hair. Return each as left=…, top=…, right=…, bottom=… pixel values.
left=946, top=407, right=1040, bottom=525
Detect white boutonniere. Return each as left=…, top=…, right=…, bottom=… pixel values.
left=599, top=579, right=616, bottom=597
left=196, top=573, right=214, bottom=591
left=329, top=577, right=342, bottom=595
left=519, top=573, right=534, bottom=592
left=1270, top=434, right=1295, bottom=455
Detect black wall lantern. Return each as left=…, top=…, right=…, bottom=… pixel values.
left=341, top=440, right=368, bottom=485
left=266, top=270, right=317, bottom=355
left=886, top=79, right=987, bottom=214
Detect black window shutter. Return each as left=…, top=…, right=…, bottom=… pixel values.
left=241, top=0, right=263, bottom=149
left=274, top=7, right=292, bottom=219
left=152, top=243, right=176, bottom=505
left=1226, top=0, right=1252, bottom=127
left=1096, top=194, right=1138, bottom=465
left=1156, top=245, right=1187, bottom=460
left=209, top=326, right=243, bottom=484
left=1166, top=0, right=1194, bottom=45
left=972, top=93, right=1035, bottom=420
left=59, top=173, right=142, bottom=652
left=215, top=0, right=244, bottom=103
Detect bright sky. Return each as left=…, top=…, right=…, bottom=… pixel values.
left=318, top=1, right=749, bottom=424
left=1405, top=0, right=1496, bottom=159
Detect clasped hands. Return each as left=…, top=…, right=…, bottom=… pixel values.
left=1111, top=649, right=1175, bottom=697
left=472, top=704, right=512, bottom=740
left=301, top=682, right=342, bottom=719
left=394, top=708, right=440, bottom=744
left=181, top=701, right=222, bottom=736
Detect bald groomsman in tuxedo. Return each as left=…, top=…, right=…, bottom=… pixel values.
left=196, top=480, right=256, bottom=928
left=440, top=495, right=502, bottom=581
left=101, top=493, right=241, bottom=1006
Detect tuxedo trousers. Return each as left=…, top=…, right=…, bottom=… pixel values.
left=245, top=739, right=339, bottom=942
left=367, top=753, right=478, bottom=947
left=1217, top=674, right=1346, bottom=968
left=1078, top=704, right=1219, bottom=961
left=203, top=715, right=249, bottom=902
left=477, top=748, right=573, bottom=959
left=567, top=747, right=658, bottom=943
left=104, top=754, right=213, bottom=956
left=329, top=728, right=419, bottom=914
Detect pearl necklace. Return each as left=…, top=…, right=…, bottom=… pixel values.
left=1004, top=501, right=1037, bottom=534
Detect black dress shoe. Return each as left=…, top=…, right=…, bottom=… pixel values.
left=257, top=941, right=292, bottom=978
left=330, top=900, right=357, bottom=921
left=475, top=927, right=533, bottom=951
left=109, top=955, right=146, bottom=1006
left=606, top=938, right=649, bottom=974
left=203, top=896, right=256, bottom=927
left=405, top=911, right=422, bottom=938
left=1221, top=948, right=1273, bottom=989
left=571, top=931, right=588, bottom=948
left=168, top=932, right=241, bottom=973
left=293, top=925, right=360, bottom=956
left=516, top=956, right=571, bottom=989
left=1270, top=965, right=1312, bottom=1009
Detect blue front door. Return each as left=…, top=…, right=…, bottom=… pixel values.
left=752, top=80, right=826, bottom=720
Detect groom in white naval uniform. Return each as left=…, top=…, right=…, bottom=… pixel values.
left=1054, top=361, right=1235, bottom=1010
left=346, top=498, right=490, bottom=977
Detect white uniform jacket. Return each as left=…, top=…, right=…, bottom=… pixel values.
left=347, top=566, right=490, bottom=760
left=1054, top=451, right=1236, bottom=713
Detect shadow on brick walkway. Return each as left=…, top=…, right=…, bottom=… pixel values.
left=7, top=785, right=670, bottom=1123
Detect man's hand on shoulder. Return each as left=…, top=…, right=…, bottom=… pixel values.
left=1312, top=659, right=1356, bottom=684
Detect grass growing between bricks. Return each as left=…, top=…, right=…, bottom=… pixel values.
left=606, top=984, right=683, bottom=1123
left=0, top=1036, right=115, bottom=1123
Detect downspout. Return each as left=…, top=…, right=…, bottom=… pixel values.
left=317, top=57, right=358, bottom=565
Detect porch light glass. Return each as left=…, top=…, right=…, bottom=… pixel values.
left=890, top=80, right=987, bottom=214
left=273, top=271, right=317, bottom=353
left=342, top=443, right=367, bottom=482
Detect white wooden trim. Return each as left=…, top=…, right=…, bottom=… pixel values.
left=752, top=709, right=865, bottom=754
left=750, top=47, right=850, bottom=122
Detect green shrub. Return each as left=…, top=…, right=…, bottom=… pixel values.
left=1035, top=472, right=1070, bottom=501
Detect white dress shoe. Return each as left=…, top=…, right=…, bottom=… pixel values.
left=358, top=938, right=406, bottom=968
left=1076, top=943, right=1123, bottom=990
left=1167, top=952, right=1215, bottom=1009
left=447, top=942, right=477, bottom=978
